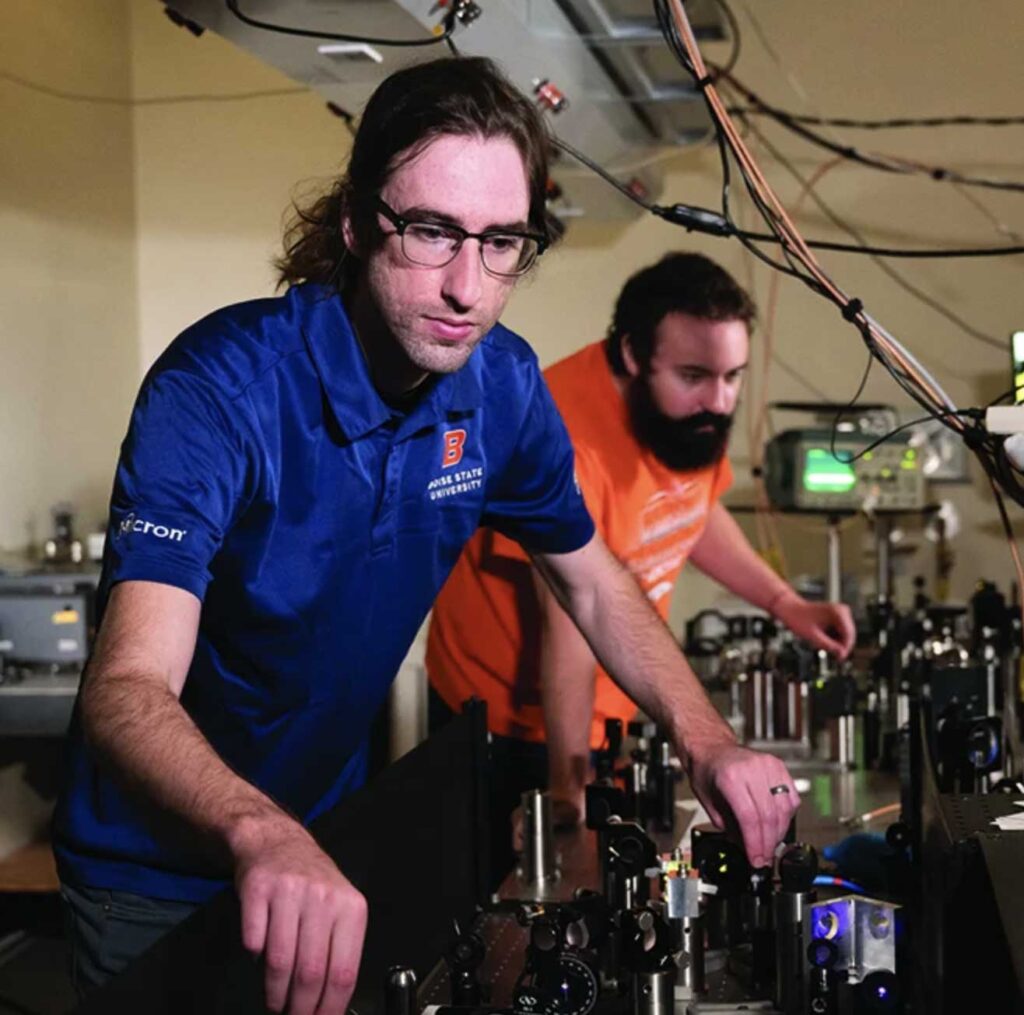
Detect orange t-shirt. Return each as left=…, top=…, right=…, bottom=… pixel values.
left=426, top=340, right=733, bottom=749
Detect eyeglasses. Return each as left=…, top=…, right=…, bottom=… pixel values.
left=375, top=197, right=547, bottom=277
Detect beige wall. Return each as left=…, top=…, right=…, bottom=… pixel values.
left=130, top=3, right=352, bottom=371
left=1, top=0, right=1020, bottom=609
left=3, top=0, right=1024, bottom=622
left=0, top=0, right=139, bottom=555
left=0, top=0, right=140, bottom=855
left=7, top=0, right=1023, bottom=603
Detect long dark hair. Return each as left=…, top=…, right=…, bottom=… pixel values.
left=276, top=57, right=557, bottom=290
left=605, top=253, right=757, bottom=375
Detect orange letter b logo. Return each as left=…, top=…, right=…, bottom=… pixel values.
left=442, top=429, right=467, bottom=468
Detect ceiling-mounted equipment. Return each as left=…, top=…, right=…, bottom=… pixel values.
left=163, top=0, right=728, bottom=218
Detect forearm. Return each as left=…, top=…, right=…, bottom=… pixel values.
left=534, top=539, right=801, bottom=869
left=81, top=672, right=295, bottom=864
left=534, top=544, right=734, bottom=766
left=541, top=672, right=595, bottom=798
left=536, top=594, right=598, bottom=799
left=689, top=505, right=795, bottom=615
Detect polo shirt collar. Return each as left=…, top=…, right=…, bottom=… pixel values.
left=298, top=284, right=483, bottom=441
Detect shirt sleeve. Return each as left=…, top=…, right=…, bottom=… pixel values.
left=571, top=441, right=612, bottom=538
left=481, top=369, right=595, bottom=555
left=102, top=369, right=256, bottom=601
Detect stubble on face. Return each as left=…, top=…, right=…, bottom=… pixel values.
left=360, top=253, right=495, bottom=377
left=347, top=134, right=531, bottom=395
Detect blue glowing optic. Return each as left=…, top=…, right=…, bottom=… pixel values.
left=876, top=986, right=888, bottom=999
left=812, top=902, right=851, bottom=941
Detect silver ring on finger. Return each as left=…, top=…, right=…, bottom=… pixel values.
left=769, top=784, right=791, bottom=796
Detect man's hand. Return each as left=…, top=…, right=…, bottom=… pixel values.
left=686, top=741, right=799, bottom=868
left=78, top=581, right=366, bottom=1014
left=772, top=593, right=856, bottom=660
left=232, top=817, right=368, bottom=1015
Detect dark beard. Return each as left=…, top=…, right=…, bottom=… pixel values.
left=627, top=379, right=732, bottom=471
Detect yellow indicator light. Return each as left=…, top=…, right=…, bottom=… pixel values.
left=52, top=609, right=79, bottom=625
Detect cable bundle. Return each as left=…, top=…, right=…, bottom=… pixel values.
left=651, top=0, right=1024, bottom=603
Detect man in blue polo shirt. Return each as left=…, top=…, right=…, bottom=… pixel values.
left=56, top=57, right=799, bottom=1015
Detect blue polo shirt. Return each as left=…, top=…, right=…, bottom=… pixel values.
left=53, top=282, right=594, bottom=902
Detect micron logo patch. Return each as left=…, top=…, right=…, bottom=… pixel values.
left=118, top=513, right=187, bottom=542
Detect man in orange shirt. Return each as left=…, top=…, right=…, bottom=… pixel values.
left=427, top=253, right=855, bottom=876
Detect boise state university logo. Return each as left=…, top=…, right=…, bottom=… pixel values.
left=442, top=429, right=466, bottom=468
left=425, top=428, right=484, bottom=502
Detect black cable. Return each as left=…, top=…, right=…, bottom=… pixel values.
left=551, top=137, right=655, bottom=209
left=651, top=0, right=1023, bottom=507
left=707, top=94, right=797, bottom=279
left=654, top=1, right=833, bottom=286
left=707, top=0, right=742, bottom=78
left=654, top=201, right=1024, bottom=258
left=735, top=103, right=1017, bottom=423
left=662, top=0, right=981, bottom=478
left=717, top=119, right=816, bottom=282
left=636, top=54, right=1024, bottom=259
left=663, top=0, right=815, bottom=282
left=740, top=117, right=1009, bottom=350
left=730, top=107, right=1024, bottom=131
left=324, top=102, right=357, bottom=137
left=225, top=0, right=456, bottom=47
left=656, top=3, right=958, bottom=429
left=829, top=347, right=876, bottom=463
left=723, top=71, right=1024, bottom=196
left=831, top=406, right=986, bottom=465
left=710, top=82, right=818, bottom=283
left=991, top=473, right=1024, bottom=538
left=664, top=0, right=844, bottom=306
left=0, top=67, right=306, bottom=105
left=798, top=235, right=1024, bottom=258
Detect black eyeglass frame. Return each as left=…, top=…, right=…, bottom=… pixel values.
left=374, top=197, right=548, bottom=277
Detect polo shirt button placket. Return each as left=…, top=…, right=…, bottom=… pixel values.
left=370, top=441, right=402, bottom=556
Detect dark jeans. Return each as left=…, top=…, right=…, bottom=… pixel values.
left=427, top=686, right=549, bottom=890
left=60, top=881, right=200, bottom=995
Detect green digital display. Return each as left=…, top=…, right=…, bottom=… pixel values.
left=803, top=448, right=856, bottom=493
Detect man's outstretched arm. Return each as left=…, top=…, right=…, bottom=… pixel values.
left=532, top=534, right=798, bottom=867
left=689, top=504, right=856, bottom=658
left=79, top=580, right=366, bottom=1015
left=533, top=567, right=599, bottom=823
